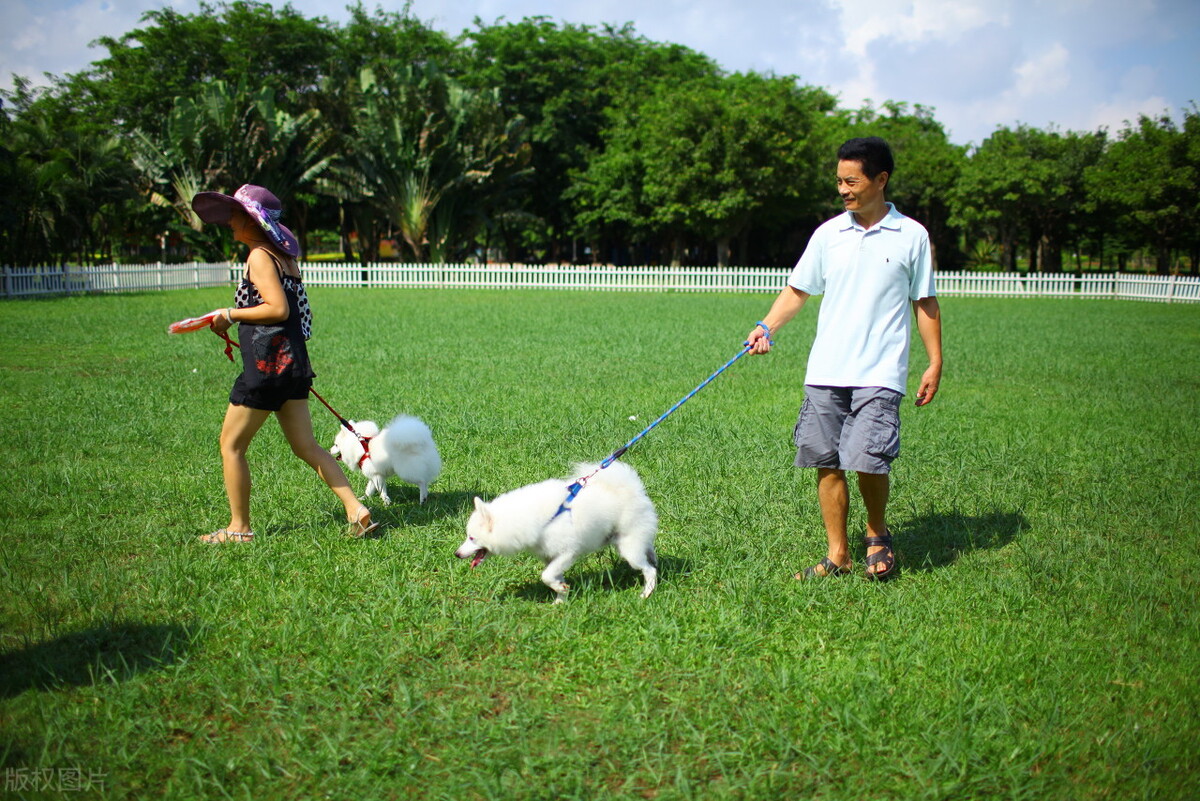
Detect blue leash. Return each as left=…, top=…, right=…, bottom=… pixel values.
left=551, top=332, right=766, bottom=521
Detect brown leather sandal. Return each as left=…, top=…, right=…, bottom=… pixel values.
left=864, top=533, right=897, bottom=580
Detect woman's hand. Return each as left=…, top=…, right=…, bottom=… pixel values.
left=210, top=308, right=234, bottom=335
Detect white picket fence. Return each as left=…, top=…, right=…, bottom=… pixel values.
left=3, top=262, right=1199, bottom=302
left=933, top=270, right=1200, bottom=302
left=301, top=262, right=788, bottom=292
left=1, top=262, right=235, bottom=297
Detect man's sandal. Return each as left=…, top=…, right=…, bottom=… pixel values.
left=797, top=557, right=853, bottom=580
left=199, top=529, right=255, bottom=544
left=864, top=533, right=897, bottom=580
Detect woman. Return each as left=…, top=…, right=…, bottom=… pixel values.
left=191, top=184, right=378, bottom=543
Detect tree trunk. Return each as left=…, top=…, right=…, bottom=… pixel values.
left=1156, top=245, right=1171, bottom=275
left=1041, top=236, right=1063, bottom=273
left=1002, top=231, right=1018, bottom=271
left=716, top=236, right=730, bottom=268
left=670, top=236, right=684, bottom=268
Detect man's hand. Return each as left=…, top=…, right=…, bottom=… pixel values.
left=914, top=364, right=941, bottom=406
left=746, top=324, right=772, bottom=354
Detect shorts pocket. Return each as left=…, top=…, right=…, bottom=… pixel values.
left=793, top=397, right=813, bottom=447
left=861, top=402, right=900, bottom=460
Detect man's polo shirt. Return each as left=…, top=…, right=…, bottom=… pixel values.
left=787, top=202, right=935, bottom=394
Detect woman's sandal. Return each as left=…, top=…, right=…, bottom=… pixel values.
left=347, top=507, right=381, bottom=539
left=797, top=557, right=853, bottom=580
left=864, top=532, right=897, bottom=581
left=199, top=529, right=255, bottom=544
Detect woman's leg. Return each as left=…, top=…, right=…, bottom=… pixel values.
left=215, top=402, right=271, bottom=539
left=275, top=398, right=373, bottom=528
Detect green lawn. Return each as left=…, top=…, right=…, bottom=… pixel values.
left=1, top=289, right=1197, bottom=799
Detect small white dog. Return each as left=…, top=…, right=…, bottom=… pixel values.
left=331, top=415, right=441, bottom=504
left=455, top=461, right=658, bottom=603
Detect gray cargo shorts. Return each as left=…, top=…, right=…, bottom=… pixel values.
left=793, top=385, right=903, bottom=474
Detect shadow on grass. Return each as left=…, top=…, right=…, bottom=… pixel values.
left=512, top=554, right=694, bottom=603
left=258, top=490, right=479, bottom=540
left=0, top=621, right=196, bottom=698
left=379, top=490, right=480, bottom=528
left=898, top=509, right=1027, bottom=572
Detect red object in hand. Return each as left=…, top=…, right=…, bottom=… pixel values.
left=168, top=310, right=222, bottom=334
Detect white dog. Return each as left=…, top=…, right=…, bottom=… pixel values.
left=455, top=461, right=658, bottom=603
left=331, top=415, right=441, bottom=505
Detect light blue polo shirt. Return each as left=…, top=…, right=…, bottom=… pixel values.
left=787, top=202, right=935, bottom=394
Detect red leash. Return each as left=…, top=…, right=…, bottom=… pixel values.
left=216, top=329, right=373, bottom=462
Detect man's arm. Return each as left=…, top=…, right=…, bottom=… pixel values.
left=912, top=296, right=942, bottom=406
left=746, top=286, right=810, bottom=354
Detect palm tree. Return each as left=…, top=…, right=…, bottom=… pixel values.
left=131, top=81, right=332, bottom=257
left=337, top=64, right=529, bottom=262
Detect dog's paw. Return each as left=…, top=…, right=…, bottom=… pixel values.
left=548, top=580, right=570, bottom=602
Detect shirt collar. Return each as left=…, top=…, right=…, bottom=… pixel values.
left=839, top=202, right=902, bottom=233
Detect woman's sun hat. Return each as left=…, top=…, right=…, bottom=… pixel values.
left=192, top=184, right=301, bottom=257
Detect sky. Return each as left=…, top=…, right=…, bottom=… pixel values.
left=2, top=0, right=1197, bottom=147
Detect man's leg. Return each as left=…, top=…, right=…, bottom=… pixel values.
left=857, top=471, right=891, bottom=575
left=814, top=467, right=852, bottom=574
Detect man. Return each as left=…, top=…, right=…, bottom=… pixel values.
left=746, top=136, right=942, bottom=580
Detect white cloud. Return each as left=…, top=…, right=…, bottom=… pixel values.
left=1, top=0, right=166, bottom=87
left=1088, top=95, right=1173, bottom=135
left=2, top=0, right=1196, bottom=147
left=1011, top=42, right=1071, bottom=98
left=842, top=0, right=1009, bottom=57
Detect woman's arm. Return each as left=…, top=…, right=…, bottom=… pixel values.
left=211, top=249, right=290, bottom=334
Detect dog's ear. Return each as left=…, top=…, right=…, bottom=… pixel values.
left=472, top=496, right=494, bottom=530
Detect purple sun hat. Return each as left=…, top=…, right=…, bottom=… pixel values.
left=192, top=184, right=301, bottom=258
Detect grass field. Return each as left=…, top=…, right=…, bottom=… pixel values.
left=1, top=288, right=1198, bottom=800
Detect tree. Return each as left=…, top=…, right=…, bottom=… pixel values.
left=1, top=83, right=138, bottom=266
left=1084, top=110, right=1199, bottom=274
left=334, top=64, right=529, bottom=263
left=952, top=125, right=1103, bottom=272
left=82, top=1, right=338, bottom=134
left=458, top=18, right=719, bottom=261
left=131, top=80, right=332, bottom=259
left=572, top=73, right=835, bottom=265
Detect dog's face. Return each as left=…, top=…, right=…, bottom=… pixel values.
left=455, top=497, right=494, bottom=567
left=331, top=421, right=375, bottom=466
left=330, top=426, right=360, bottom=464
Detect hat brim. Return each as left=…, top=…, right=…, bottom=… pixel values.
left=191, top=191, right=302, bottom=258
left=192, top=192, right=239, bottom=225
